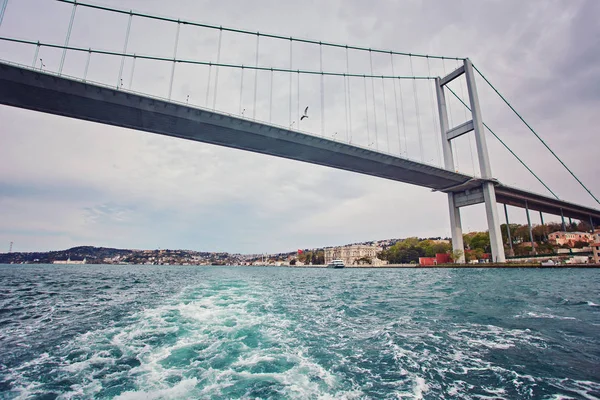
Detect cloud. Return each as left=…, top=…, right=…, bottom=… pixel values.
left=0, top=0, right=598, bottom=253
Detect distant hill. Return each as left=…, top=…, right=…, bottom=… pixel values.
left=0, top=246, right=133, bottom=264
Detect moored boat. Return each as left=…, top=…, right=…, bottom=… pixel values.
left=327, top=259, right=345, bottom=268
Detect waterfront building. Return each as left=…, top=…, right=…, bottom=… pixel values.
left=419, top=253, right=452, bottom=266
left=548, top=231, right=593, bottom=247
left=53, top=257, right=87, bottom=265
left=592, top=233, right=600, bottom=264
left=324, top=244, right=386, bottom=266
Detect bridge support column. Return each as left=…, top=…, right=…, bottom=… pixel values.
left=540, top=211, right=547, bottom=242
left=464, top=59, right=505, bottom=262
left=504, top=204, right=514, bottom=256
left=525, top=200, right=536, bottom=255
left=0, top=0, right=8, bottom=28
left=448, top=193, right=465, bottom=263
left=560, top=208, right=566, bottom=231
left=436, top=77, right=465, bottom=263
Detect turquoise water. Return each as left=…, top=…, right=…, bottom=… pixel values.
left=0, top=265, right=599, bottom=399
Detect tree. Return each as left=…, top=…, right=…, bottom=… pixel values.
left=470, top=232, right=490, bottom=252
left=314, top=250, right=325, bottom=265
left=532, top=224, right=547, bottom=242
left=501, top=224, right=520, bottom=246
left=450, top=249, right=464, bottom=263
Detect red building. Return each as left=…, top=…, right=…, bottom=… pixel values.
left=419, top=253, right=452, bottom=266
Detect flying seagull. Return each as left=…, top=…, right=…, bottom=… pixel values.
left=300, top=106, right=309, bottom=120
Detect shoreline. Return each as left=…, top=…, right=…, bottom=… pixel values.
left=291, top=263, right=600, bottom=269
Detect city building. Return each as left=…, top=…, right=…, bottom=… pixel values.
left=592, top=233, right=600, bottom=264
left=53, top=256, right=87, bottom=265
left=419, top=253, right=452, bottom=266
left=324, top=244, right=386, bottom=266
left=548, top=231, right=593, bottom=247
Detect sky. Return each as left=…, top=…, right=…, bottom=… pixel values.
left=0, top=0, right=599, bottom=254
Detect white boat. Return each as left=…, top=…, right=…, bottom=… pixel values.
left=327, top=259, right=345, bottom=269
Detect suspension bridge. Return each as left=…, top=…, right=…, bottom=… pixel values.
left=0, top=0, right=598, bottom=263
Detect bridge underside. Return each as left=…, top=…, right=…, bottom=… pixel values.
left=1, top=61, right=599, bottom=226
left=0, top=62, right=473, bottom=190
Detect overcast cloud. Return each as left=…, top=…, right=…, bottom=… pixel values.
left=0, top=0, right=598, bottom=253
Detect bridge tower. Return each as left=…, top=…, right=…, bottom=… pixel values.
left=435, top=59, right=506, bottom=263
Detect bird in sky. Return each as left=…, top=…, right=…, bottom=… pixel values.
left=300, top=106, right=309, bottom=120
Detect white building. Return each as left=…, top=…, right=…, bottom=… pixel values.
left=53, top=257, right=87, bottom=265
left=324, top=244, right=386, bottom=266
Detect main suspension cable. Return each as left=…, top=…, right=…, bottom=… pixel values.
left=0, top=37, right=435, bottom=80
left=446, top=86, right=559, bottom=200
left=472, top=63, right=598, bottom=204
left=55, top=0, right=465, bottom=61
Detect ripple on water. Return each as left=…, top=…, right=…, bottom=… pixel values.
left=0, top=266, right=599, bottom=399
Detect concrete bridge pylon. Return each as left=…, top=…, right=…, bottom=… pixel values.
left=435, top=59, right=506, bottom=263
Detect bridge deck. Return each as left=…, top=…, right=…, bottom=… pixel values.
left=1, top=62, right=599, bottom=225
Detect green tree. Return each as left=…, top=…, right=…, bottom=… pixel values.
left=470, top=232, right=490, bottom=252
left=501, top=223, right=520, bottom=246
left=450, top=249, right=464, bottom=263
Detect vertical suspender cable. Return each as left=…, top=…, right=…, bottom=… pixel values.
left=117, top=11, right=132, bottom=88
left=83, top=48, right=91, bottom=80
left=426, top=57, right=441, bottom=166
left=289, top=38, right=293, bottom=127
left=168, top=21, right=181, bottom=100
left=0, top=0, right=9, bottom=28
left=297, top=70, right=300, bottom=128
left=212, top=28, right=222, bottom=110
left=205, top=62, right=212, bottom=107
left=346, top=47, right=353, bottom=143
left=253, top=33, right=259, bottom=119
left=409, top=55, right=424, bottom=162
left=390, top=52, right=402, bottom=155
left=320, top=42, right=325, bottom=135
left=31, top=42, right=40, bottom=68
left=239, top=65, right=245, bottom=115
left=381, top=76, right=390, bottom=152
left=363, top=75, right=370, bottom=146
left=59, top=0, right=77, bottom=75
left=269, top=68, right=273, bottom=123
left=369, top=50, right=378, bottom=150
left=128, top=54, right=136, bottom=89
left=343, top=73, right=349, bottom=142
left=398, top=75, right=408, bottom=156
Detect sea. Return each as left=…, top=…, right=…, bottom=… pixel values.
left=0, top=265, right=599, bottom=399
